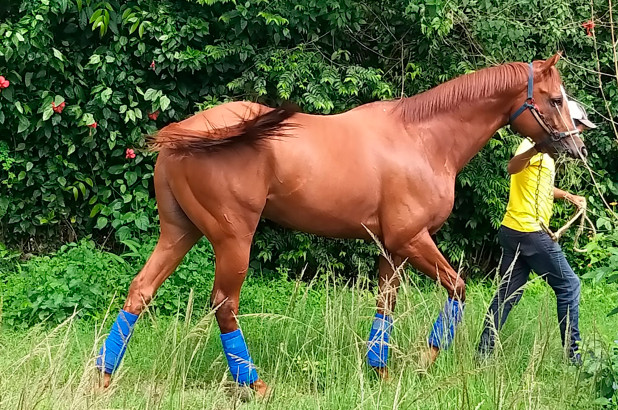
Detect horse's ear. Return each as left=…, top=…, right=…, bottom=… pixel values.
left=540, top=52, right=562, bottom=73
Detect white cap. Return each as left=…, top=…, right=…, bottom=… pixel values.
left=568, top=100, right=597, bottom=129
left=560, top=85, right=597, bottom=129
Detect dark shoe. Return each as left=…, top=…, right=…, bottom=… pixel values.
left=476, top=332, right=495, bottom=364
left=569, top=352, right=582, bottom=367
left=476, top=343, right=494, bottom=364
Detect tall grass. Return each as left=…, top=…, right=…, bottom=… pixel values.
left=0, top=273, right=615, bottom=409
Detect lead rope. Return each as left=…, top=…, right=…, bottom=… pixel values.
left=538, top=105, right=599, bottom=252
left=534, top=154, right=551, bottom=237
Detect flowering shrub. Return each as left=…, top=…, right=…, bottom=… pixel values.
left=0, top=0, right=391, bottom=253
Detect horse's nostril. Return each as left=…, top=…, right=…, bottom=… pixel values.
left=580, top=146, right=588, bottom=158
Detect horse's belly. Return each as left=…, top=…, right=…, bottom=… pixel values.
left=262, top=193, right=380, bottom=239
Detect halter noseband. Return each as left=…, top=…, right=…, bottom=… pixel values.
left=509, top=63, right=580, bottom=144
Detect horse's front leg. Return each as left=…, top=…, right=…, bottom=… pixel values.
left=392, top=228, right=465, bottom=368
left=367, top=255, right=402, bottom=380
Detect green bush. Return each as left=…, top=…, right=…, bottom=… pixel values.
left=0, top=238, right=334, bottom=328
left=0, top=238, right=214, bottom=326
left=1, top=0, right=617, bottom=278
left=581, top=338, right=618, bottom=406
left=1, top=240, right=131, bottom=326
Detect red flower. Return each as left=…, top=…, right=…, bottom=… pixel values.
left=148, top=110, right=160, bottom=120
left=52, top=101, right=66, bottom=114
left=0, top=76, right=9, bottom=89
left=150, top=60, right=155, bottom=70
left=582, top=20, right=595, bottom=37
left=88, top=121, right=97, bottom=129
left=125, top=148, right=136, bottom=159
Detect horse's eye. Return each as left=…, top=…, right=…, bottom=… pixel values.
left=551, top=98, right=563, bottom=107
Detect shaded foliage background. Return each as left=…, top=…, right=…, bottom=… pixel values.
left=1, top=0, right=617, bottom=278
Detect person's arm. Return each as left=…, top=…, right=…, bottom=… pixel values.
left=507, top=147, right=538, bottom=174
left=554, top=187, right=586, bottom=208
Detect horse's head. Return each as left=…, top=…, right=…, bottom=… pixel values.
left=509, top=53, right=587, bottom=160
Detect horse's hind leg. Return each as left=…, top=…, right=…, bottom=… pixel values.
left=96, top=181, right=202, bottom=387
left=367, top=255, right=402, bottom=379
left=209, top=232, right=270, bottom=397
left=391, top=228, right=465, bottom=367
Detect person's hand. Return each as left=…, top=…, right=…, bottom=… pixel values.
left=565, top=194, right=586, bottom=208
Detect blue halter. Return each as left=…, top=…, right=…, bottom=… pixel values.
left=509, top=62, right=579, bottom=144
left=509, top=63, right=536, bottom=123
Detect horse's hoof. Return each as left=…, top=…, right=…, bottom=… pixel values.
left=102, top=372, right=112, bottom=388
left=92, top=371, right=112, bottom=394
left=372, top=366, right=390, bottom=381
left=419, top=346, right=440, bottom=371
left=250, top=379, right=271, bottom=400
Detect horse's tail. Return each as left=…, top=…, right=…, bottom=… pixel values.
left=149, top=103, right=298, bottom=154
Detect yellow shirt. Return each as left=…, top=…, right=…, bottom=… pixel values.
left=501, top=139, right=555, bottom=232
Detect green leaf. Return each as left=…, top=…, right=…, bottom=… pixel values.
left=89, top=9, right=103, bottom=24
left=125, top=171, right=137, bottom=186
left=89, top=203, right=102, bottom=218
left=100, top=87, right=112, bottom=103
left=17, top=117, right=30, bottom=133
left=116, top=226, right=131, bottom=241
left=81, top=113, right=95, bottom=125
left=134, top=214, right=149, bottom=231
left=144, top=88, right=156, bottom=101
left=109, top=165, right=125, bottom=174
left=130, top=21, right=139, bottom=34
left=95, top=216, right=108, bottom=229
left=42, top=106, right=54, bottom=121
left=52, top=48, right=64, bottom=61
left=121, top=8, right=133, bottom=21
left=160, top=96, right=171, bottom=111
left=26, top=162, right=33, bottom=171
left=2, top=86, right=14, bottom=101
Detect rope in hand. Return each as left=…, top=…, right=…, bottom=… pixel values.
left=541, top=199, right=596, bottom=252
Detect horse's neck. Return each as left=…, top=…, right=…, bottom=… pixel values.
left=414, top=95, right=514, bottom=173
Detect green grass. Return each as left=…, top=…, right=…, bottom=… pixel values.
left=0, top=272, right=616, bottom=409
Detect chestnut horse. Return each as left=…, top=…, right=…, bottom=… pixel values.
left=97, top=54, right=586, bottom=395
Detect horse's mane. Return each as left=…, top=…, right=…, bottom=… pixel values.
left=396, top=62, right=541, bottom=122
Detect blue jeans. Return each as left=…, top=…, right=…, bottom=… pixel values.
left=478, top=225, right=581, bottom=357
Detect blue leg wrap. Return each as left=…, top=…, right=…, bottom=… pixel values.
left=428, top=298, right=464, bottom=349
left=220, top=329, right=259, bottom=385
left=95, top=309, right=139, bottom=374
left=367, top=313, right=393, bottom=368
